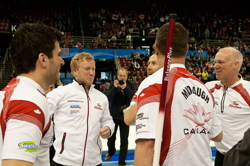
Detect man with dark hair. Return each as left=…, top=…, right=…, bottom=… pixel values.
left=104, top=68, right=136, bottom=166
left=0, top=23, right=64, bottom=166
left=134, top=22, right=223, bottom=166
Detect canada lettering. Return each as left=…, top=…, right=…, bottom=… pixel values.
left=184, top=128, right=211, bottom=135
left=181, top=86, right=210, bottom=103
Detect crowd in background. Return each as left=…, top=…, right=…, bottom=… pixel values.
left=87, top=1, right=250, bottom=50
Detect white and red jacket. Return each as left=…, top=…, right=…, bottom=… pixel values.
left=47, top=80, right=115, bottom=166
left=206, top=77, right=250, bottom=153
left=0, top=76, right=52, bottom=166
left=136, top=64, right=222, bottom=166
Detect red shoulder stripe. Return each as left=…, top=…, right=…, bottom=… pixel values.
left=232, top=83, right=250, bottom=107
left=0, top=78, right=20, bottom=140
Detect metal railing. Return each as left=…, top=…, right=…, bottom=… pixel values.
left=196, top=39, right=237, bottom=48
left=62, top=36, right=133, bottom=49
left=0, top=49, right=9, bottom=83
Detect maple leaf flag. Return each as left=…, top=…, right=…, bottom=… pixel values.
left=183, top=102, right=211, bottom=127
left=112, top=14, right=119, bottom=20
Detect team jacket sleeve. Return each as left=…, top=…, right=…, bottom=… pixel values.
left=135, top=84, right=161, bottom=141
left=100, top=96, right=115, bottom=137
left=210, top=108, right=222, bottom=139
left=223, top=128, right=250, bottom=166
left=1, top=100, right=45, bottom=163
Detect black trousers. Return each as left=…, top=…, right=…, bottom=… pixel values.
left=214, top=150, right=225, bottom=166
left=51, top=160, right=102, bottom=166
left=107, top=118, right=129, bottom=165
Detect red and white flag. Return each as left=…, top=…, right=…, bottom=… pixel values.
left=111, top=14, right=119, bottom=20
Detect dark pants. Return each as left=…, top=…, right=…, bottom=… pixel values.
left=214, top=150, right=225, bottom=166
left=51, top=160, right=102, bottom=166
left=107, top=119, right=129, bottom=165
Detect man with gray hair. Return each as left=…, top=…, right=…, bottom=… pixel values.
left=205, top=47, right=250, bottom=166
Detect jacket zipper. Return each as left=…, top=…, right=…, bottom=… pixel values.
left=221, top=87, right=228, bottom=113
left=82, top=88, right=90, bottom=166
left=60, top=132, right=66, bottom=154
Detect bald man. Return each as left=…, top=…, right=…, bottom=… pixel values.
left=205, top=47, right=250, bottom=166
left=124, top=54, right=160, bottom=126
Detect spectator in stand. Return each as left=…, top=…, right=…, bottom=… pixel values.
left=58, top=20, right=62, bottom=27
left=202, top=67, right=209, bottom=83
left=205, top=44, right=210, bottom=50
left=75, top=41, right=82, bottom=50
left=85, top=43, right=91, bottom=48
left=207, top=48, right=212, bottom=60
left=210, top=55, right=215, bottom=65
left=91, top=42, right=98, bottom=49
left=112, top=43, right=117, bottom=49
left=190, top=52, right=194, bottom=61
left=96, top=35, right=102, bottom=48
left=134, top=53, right=141, bottom=64
left=205, top=27, right=210, bottom=39
left=190, top=36, right=195, bottom=44
left=196, top=67, right=202, bottom=80
left=127, top=54, right=131, bottom=60
left=134, top=61, right=140, bottom=71
left=212, top=48, right=217, bottom=56
left=132, top=67, right=137, bottom=82
left=198, top=47, right=203, bottom=59
left=102, top=43, right=108, bottom=49
left=139, top=52, right=144, bottom=61
left=189, top=44, right=193, bottom=50
left=185, top=61, right=190, bottom=70
left=94, top=78, right=101, bottom=91
left=159, top=15, right=165, bottom=26
left=193, top=44, right=198, bottom=50
left=100, top=80, right=105, bottom=92
left=126, top=33, right=132, bottom=43
left=102, top=32, right=107, bottom=39
left=117, top=43, right=122, bottom=49
left=208, top=69, right=215, bottom=81
left=111, top=33, right=117, bottom=42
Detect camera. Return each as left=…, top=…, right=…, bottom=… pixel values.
left=120, top=105, right=127, bottom=112
left=119, top=79, right=124, bottom=85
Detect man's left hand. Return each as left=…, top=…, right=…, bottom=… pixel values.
left=99, top=126, right=111, bottom=139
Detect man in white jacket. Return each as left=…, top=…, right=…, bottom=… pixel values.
left=47, top=52, right=115, bottom=166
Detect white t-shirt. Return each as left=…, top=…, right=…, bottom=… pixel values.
left=0, top=76, right=52, bottom=166
left=136, top=64, right=222, bottom=166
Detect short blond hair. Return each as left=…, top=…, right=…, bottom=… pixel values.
left=118, top=67, right=128, bottom=75
left=70, top=52, right=95, bottom=75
